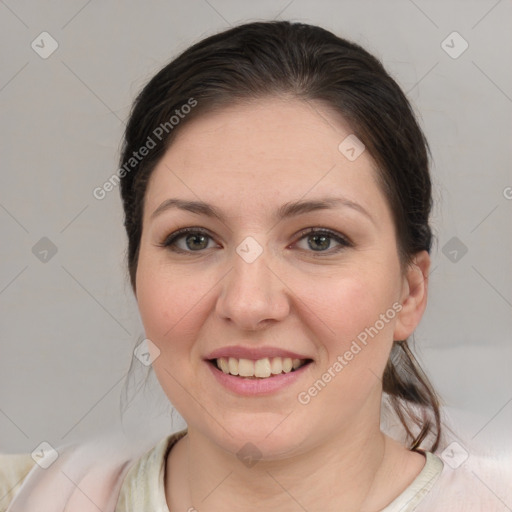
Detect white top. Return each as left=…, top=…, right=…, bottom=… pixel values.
left=381, top=452, right=443, bottom=511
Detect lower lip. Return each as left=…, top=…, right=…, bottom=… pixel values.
left=205, top=360, right=312, bottom=396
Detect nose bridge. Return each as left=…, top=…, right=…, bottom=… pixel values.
left=215, top=236, right=289, bottom=329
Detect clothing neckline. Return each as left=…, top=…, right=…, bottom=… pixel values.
left=380, top=450, right=444, bottom=511
left=149, top=429, right=443, bottom=512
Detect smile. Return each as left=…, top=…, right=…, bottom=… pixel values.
left=205, top=356, right=313, bottom=396
left=211, top=356, right=311, bottom=379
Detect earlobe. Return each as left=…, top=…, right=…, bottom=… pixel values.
left=393, top=251, right=431, bottom=341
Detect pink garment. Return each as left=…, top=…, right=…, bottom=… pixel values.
left=5, top=427, right=156, bottom=512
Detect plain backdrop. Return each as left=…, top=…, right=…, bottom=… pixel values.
left=1, top=0, right=511, bottom=469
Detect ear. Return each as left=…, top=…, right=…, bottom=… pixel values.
left=393, top=250, right=431, bottom=341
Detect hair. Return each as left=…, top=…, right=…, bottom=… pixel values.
left=118, top=20, right=442, bottom=451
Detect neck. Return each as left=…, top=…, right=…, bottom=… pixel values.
left=165, top=412, right=423, bottom=511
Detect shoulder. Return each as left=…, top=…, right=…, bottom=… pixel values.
left=2, top=430, right=160, bottom=512
left=383, top=445, right=512, bottom=512
left=415, top=450, right=512, bottom=511
left=116, top=429, right=188, bottom=511
left=0, top=453, right=37, bottom=509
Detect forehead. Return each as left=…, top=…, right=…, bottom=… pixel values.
left=144, top=97, right=389, bottom=225
left=168, top=97, right=360, bottom=170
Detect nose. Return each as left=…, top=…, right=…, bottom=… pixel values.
left=215, top=246, right=290, bottom=331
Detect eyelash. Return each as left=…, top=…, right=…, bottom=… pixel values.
left=158, top=227, right=352, bottom=256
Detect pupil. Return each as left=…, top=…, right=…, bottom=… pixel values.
left=309, top=234, right=330, bottom=251
left=186, top=234, right=208, bottom=250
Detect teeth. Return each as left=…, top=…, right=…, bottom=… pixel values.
left=270, top=357, right=283, bottom=375
left=228, top=357, right=239, bottom=375
left=282, top=358, right=293, bottom=372
left=218, top=357, right=230, bottom=374
left=254, top=358, right=271, bottom=378
left=238, top=358, right=255, bottom=377
left=216, top=356, right=307, bottom=378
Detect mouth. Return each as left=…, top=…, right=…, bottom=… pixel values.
left=207, top=356, right=313, bottom=379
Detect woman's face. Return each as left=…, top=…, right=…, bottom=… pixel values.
left=135, top=97, right=427, bottom=458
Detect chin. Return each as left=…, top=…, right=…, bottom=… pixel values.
left=200, top=414, right=311, bottom=460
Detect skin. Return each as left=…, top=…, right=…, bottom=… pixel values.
left=135, top=96, right=431, bottom=511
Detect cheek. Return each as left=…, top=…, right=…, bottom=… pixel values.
left=293, top=268, right=399, bottom=394
left=304, top=272, right=398, bottom=340
left=293, top=276, right=398, bottom=419
left=135, top=259, right=211, bottom=405
left=136, top=256, right=206, bottom=342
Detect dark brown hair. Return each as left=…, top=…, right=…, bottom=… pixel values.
left=119, top=20, right=441, bottom=451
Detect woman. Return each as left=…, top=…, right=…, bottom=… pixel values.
left=1, top=19, right=503, bottom=512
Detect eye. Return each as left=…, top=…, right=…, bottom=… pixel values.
left=159, top=226, right=352, bottom=255
left=293, top=227, right=352, bottom=254
left=159, top=227, right=218, bottom=253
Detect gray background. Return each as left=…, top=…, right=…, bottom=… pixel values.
left=1, top=0, right=511, bottom=463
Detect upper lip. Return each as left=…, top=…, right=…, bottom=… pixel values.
left=205, top=346, right=312, bottom=361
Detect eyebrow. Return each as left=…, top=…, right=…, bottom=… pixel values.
left=150, top=196, right=375, bottom=225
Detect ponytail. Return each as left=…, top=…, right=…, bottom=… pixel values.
left=383, top=339, right=442, bottom=451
